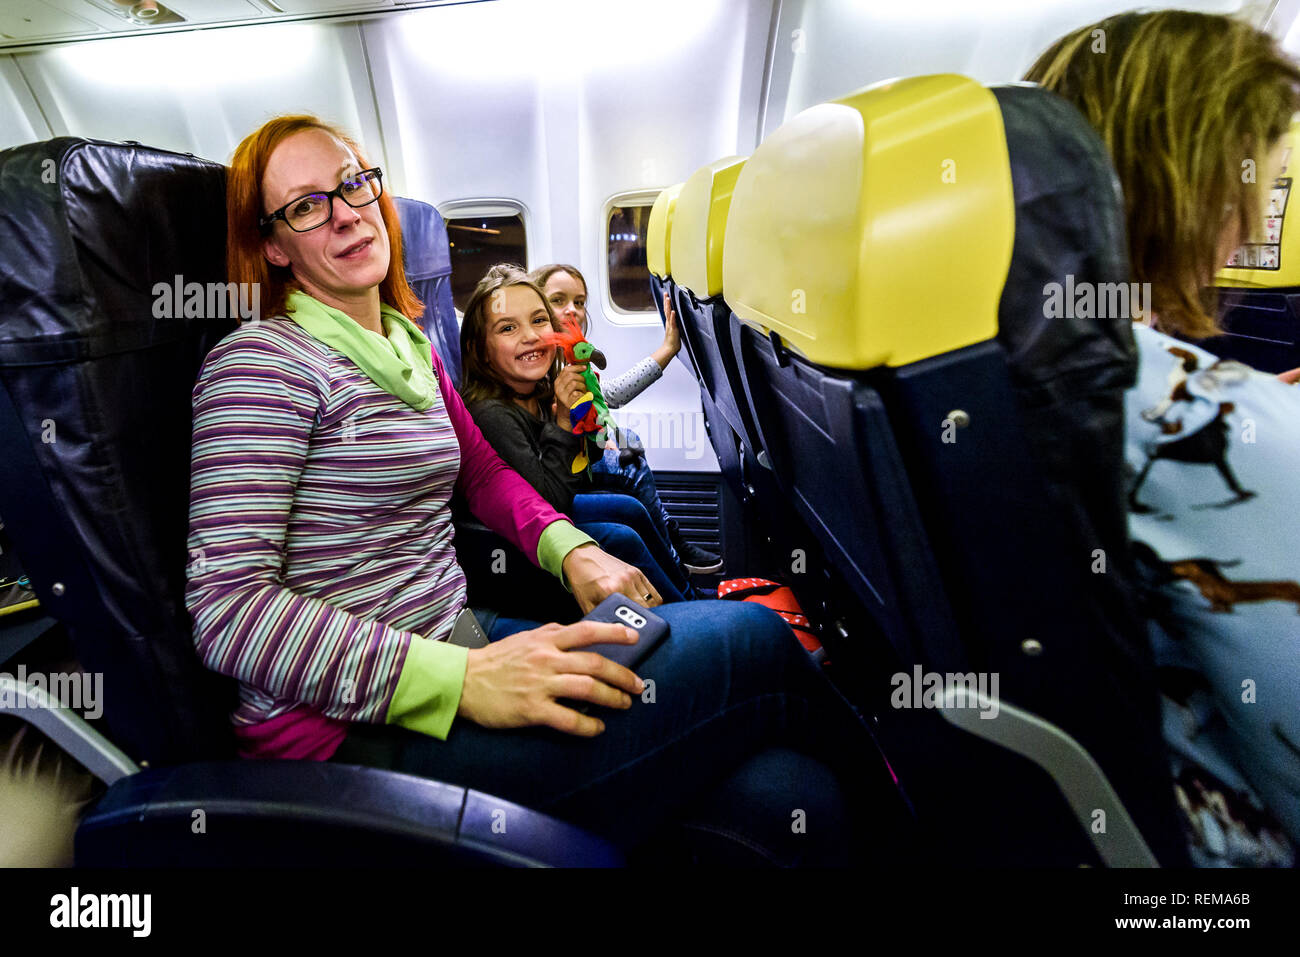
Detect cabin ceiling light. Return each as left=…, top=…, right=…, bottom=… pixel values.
left=100, top=0, right=177, bottom=26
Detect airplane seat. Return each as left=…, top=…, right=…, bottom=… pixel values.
left=657, top=171, right=767, bottom=492
left=648, top=183, right=737, bottom=473
left=0, top=136, right=620, bottom=866
left=649, top=191, right=776, bottom=579
left=647, top=264, right=743, bottom=485
left=648, top=264, right=742, bottom=488
left=1209, top=119, right=1300, bottom=372
left=988, top=81, right=1145, bottom=681
left=648, top=266, right=737, bottom=483
left=393, top=195, right=462, bottom=385
left=0, top=137, right=240, bottom=768
left=648, top=181, right=755, bottom=532
left=667, top=157, right=846, bottom=640
left=670, top=162, right=760, bottom=452
left=647, top=186, right=692, bottom=370
left=650, top=175, right=780, bottom=545
left=722, top=74, right=1187, bottom=866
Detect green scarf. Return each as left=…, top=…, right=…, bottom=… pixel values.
left=284, top=290, right=438, bottom=411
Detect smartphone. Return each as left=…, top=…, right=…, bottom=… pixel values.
left=445, top=608, right=490, bottom=649
left=579, top=594, right=670, bottom=669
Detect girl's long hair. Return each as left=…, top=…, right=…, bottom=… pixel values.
left=1024, top=11, right=1300, bottom=338
left=226, top=114, right=423, bottom=322
left=459, top=263, right=565, bottom=407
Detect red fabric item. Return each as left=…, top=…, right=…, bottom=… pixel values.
left=718, top=578, right=822, bottom=654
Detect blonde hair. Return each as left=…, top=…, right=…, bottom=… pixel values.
left=1024, top=10, right=1300, bottom=338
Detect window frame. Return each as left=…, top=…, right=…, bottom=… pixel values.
left=437, top=195, right=532, bottom=268
left=601, top=189, right=661, bottom=325
left=437, top=197, right=531, bottom=317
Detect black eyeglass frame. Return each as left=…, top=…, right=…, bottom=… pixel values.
left=258, top=167, right=384, bottom=233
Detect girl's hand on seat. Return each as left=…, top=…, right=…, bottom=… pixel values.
left=457, top=621, right=644, bottom=736
left=562, top=543, right=662, bottom=613
left=1278, top=367, right=1300, bottom=384
left=652, top=291, right=681, bottom=369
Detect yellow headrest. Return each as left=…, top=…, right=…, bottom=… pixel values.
left=646, top=183, right=683, bottom=279
left=671, top=156, right=747, bottom=299
left=722, top=74, right=1015, bottom=369
left=1217, top=120, right=1300, bottom=288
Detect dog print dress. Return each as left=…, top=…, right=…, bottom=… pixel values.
left=1127, top=323, right=1299, bottom=866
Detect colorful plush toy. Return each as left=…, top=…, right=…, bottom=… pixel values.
left=545, top=316, right=613, bottom=474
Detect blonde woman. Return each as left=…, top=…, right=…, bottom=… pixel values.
left=1026, top=9, right=1300, bottom=861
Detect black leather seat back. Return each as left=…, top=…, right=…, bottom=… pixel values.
left=992, top=83, right=1138, bottom=609
left=988, top=84, right=1187, bottom=863
left=0, top=137, right=238, bottom=763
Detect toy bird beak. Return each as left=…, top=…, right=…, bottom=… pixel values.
left=589, top=348, right=607, bottom=370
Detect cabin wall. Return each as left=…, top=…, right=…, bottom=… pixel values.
left=361, top=0, right=773, bottom=472
left=761, top=0, right=1252, bottom=140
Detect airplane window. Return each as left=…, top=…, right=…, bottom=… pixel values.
left=606, top=203, right=653, bottom=312
left=445, top=213, right=527, bottom=312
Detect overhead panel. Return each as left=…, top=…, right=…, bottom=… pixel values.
left=266, top=1, right=396, bottom=11
left=0, top=0, right=438, bottom=49
left=0, top=1, right=102, bottom=40
left=164, top=1, right=265, bottom=21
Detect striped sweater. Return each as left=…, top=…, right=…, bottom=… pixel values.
left=185, top=315, right=585, bottom=759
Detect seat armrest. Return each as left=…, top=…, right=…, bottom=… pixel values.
left=75, top=760, right=623, bottom=867
left=938, top=689, right=1158, bottom=867
left=452, top=521, right=581, bottom=623
left=0, top=675, right=139, bottom=785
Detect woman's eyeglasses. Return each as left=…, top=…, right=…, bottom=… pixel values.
left=259, top=168, right=383, bottom=233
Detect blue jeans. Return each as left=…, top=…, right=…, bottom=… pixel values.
left=329, top=602, right=909, bottom=865
left=589, top=428, right=681, bottom=568
left=572, top=492, right=690, bottom=602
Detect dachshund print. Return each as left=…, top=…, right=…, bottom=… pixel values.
left=1130, top=347, right=1256, bottom=512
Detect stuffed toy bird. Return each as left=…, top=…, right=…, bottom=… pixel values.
left=544, top=316, right=614, bottom=474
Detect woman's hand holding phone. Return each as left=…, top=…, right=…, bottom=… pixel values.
left=457, top=620, right=643, bottom=736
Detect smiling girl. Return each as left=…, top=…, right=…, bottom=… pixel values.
left=459, top=264, right=691, bottom=603
left=532, top=263, right=723, bottom=575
